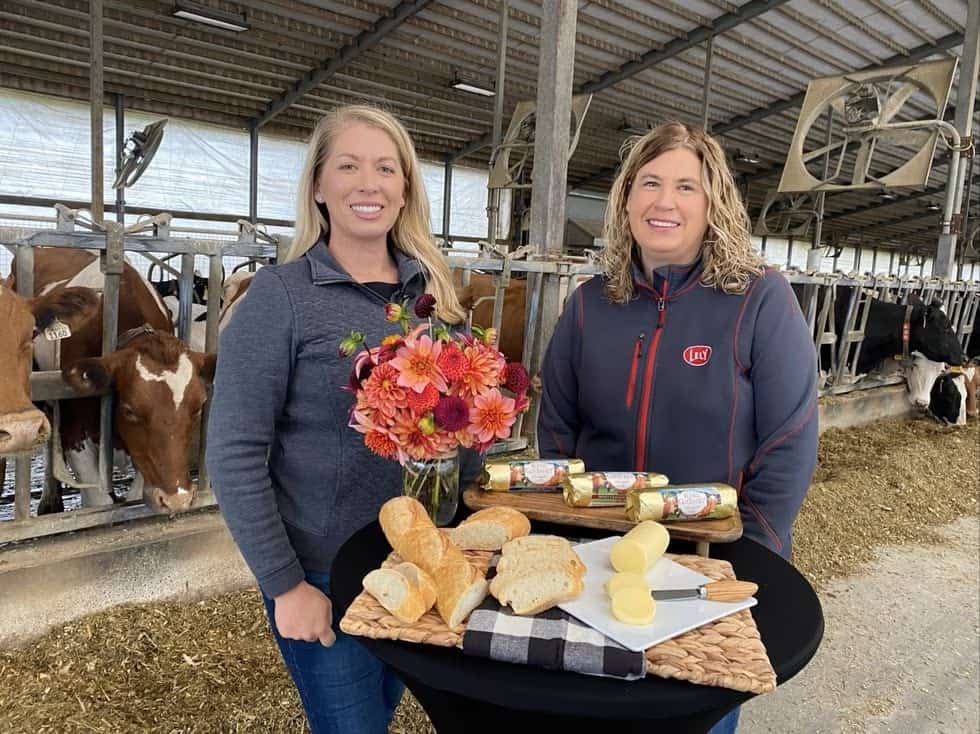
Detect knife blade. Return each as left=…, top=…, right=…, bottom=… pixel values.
left=652, top=580, right=757, bottom=602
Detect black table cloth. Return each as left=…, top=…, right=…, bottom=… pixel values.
left=332, top=522, right=823, bottom=734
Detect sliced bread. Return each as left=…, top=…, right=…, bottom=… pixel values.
left=362, top=565, right=434, bottom=624
left=490, top=567, right=585, bottom=616
left=448, top=507, right=531, bottom=550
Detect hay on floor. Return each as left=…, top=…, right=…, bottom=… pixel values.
left=1, top=417, right=976, bottom=734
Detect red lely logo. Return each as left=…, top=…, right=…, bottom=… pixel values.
left=683, top=345, right=712, bottom=366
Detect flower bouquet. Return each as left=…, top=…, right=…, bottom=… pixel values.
left=342, top=294, right=530, bottom=525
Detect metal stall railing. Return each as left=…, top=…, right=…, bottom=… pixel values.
left=1, top=207, right=282, bottom=545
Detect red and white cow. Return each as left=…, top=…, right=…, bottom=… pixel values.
left=11, top=248, right=216, bottom=513
left=0, top=282, right=99, bottom=454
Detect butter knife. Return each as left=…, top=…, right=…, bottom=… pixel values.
left=652, top=580, right=757, bottom=602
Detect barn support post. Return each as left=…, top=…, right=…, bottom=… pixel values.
left=249, top=121, right=259, bottom=225
left=486, top=0, right=509, bottom=250
left=935, top=0, right=979, bottom=278
left=522, top=0, right=577, bottom=446
left=114, top=94, right=125, bottom=224
left=700, top=38, right=713, bottom=131
left=13, top=246, right=35, bottom=521
left=442, top=157, right=453, bottom=244
left=98, top=222, right=124, bottom=498
left=90, top=0, right=104, bottom=224
left=196, top=248, right=224, bottom=495
left=177, top=252, right=195, bottom=343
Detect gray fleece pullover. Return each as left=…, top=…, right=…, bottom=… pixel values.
left=206, top=239, right=477, bottom=598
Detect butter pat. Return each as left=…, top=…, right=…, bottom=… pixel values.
left=609, top=521, right=670, bottom=573
left=610, top=586, right=656, bottom=625
left=605, top=571, right=649, bottom=597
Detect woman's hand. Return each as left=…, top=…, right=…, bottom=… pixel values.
left=274, top=580, right=337, bottom=647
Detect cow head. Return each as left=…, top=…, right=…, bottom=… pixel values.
left=907, top=295, right=967, bottom=366
left=929, top=373, right=967, bottom=426
left=904, top=352, right=946, bottom=410
left=0, top=285, right=99, bottom=454
left=62, top=330, right=217, bottom=512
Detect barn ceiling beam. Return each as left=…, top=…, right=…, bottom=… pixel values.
left=253, top=0, right=434, bottom=129
left=713, top=31, right=964, bottom=136
left=448, top=0, right=788, bottom=163
left=576, top=0, right=791, bottom=96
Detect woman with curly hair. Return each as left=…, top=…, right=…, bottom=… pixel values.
left=537, top=122, right=818, bottom=733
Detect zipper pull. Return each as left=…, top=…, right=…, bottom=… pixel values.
left=635, top=332, right=645, bottom=358
left=657, top=297, right=665, bottom=312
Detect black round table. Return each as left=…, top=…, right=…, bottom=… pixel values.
left=333, top=522, right=823, bottom=734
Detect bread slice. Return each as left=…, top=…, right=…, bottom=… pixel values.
left=501, top=534, right=573, bottom=557
left=392, top=562, right=437, bottom=610
left=490, top=567, right=585, bottom=615
left=495, top=553, right=585, bottom=578
left=362, top=566, right=434, bottom=624
left=448, top=507, right=531, bottom=550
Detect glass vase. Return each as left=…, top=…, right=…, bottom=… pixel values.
left=402, top=450, right=460, bottom=527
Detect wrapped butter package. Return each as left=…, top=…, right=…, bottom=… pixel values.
left=481, top=458, right=585, bottom=492
left=625, top=483, right=738, bottom=522
left=562, top=471, right=669, bottom=507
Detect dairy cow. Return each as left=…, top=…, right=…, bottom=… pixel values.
left=0, top=282, right=99, bottom=454
left=834, top=290, right=966, bottom=374
left=11, top=248, right=216, bottom=513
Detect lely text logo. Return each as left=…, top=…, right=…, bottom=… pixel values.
left=683, top=345, right=712, bottom=366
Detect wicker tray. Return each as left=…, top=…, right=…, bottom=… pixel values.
left=340, top=551, right=775, bottom=694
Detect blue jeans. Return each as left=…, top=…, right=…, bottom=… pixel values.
left=708, top=706, right=741, bottom=733
left=262, top=570, right=404, bottom=734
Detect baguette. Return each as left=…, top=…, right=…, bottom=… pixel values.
left=378, top=497, right=488, bottom=631
left=362, top=562, right=436, bottom=624
left=447, top=506, right=531, bottom=550
left=495, top=552, right=585, bottom=578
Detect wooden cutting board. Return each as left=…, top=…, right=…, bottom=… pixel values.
left=462, top=487, right=742, bottom=544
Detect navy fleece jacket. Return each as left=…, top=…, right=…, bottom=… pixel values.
left=206, top=240, right=479, bottom=598
left=538, top=260, right=818, bottom=558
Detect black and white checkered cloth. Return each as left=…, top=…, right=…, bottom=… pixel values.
left=461, top=555, right=646, bottom=680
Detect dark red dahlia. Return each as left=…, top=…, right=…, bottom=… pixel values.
left=433, top=395, right=470, bottom=432
left=503, top=362, right=530, bottom=394
left=414, top=293, right=436, bottom=318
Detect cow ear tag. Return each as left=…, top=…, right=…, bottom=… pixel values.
left=44, top=319, right=72, bottom=341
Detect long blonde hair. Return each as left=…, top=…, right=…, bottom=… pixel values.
left=601, top=122, right=763, bottom=303
left=285, top=105, right=465, bottom=324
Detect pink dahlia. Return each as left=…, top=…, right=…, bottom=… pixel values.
left=468, top=388, right=517, bottom=444
left=391, top=334, right=448, bottom=393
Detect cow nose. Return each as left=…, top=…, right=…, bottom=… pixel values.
left=146, top=485, right=195, bottom=513
left=0, top=409, right=51, bottom=453
left=912, top=398, right=930, bottom=409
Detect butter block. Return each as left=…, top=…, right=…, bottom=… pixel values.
left=605, top=571, right=650, bottom=597
left=609, top=521, right=669, bottom=573
left=610, top=586, right=656, bottom=625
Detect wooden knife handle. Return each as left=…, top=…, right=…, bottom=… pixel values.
left=702, top=580, right=758, bottom=602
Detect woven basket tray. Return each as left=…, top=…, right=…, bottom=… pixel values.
left=340, top=551, right=775, bottom=694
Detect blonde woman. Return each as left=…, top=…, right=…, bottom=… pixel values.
left=206, top=105, right=470, bottom=733
left=538, top=122, right=818, bottom=733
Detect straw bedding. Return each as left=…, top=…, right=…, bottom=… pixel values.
left=0, top=417, right=976, bottom=733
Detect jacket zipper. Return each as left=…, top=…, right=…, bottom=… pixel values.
left=634, top=283, right=668, bottom=470
left=624, top=333, right=645, bottom=408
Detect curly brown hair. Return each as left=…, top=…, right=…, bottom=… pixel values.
left=600, top=122, right=763, bottom=303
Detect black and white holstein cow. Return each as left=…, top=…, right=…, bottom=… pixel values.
left=10, top=248, right=216, bottom=514
left=905, top=351, right=979, bottom=425
left=833, top=290, right=967, bottom=375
